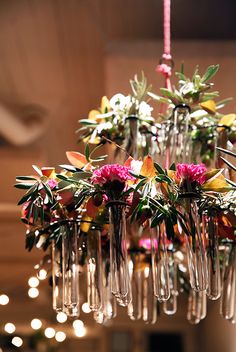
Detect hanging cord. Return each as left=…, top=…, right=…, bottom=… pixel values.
left=156, top=0, right=173, bottom=91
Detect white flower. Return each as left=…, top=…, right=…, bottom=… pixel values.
left=139, top=101, right=153, bottom=117
left=110, top=94, right=127, bottom=111
left=130, top=159, right=143, bottom=174
left=180, top=82, right=194, bottom=96
left=96, top=122, right=113, bottom=134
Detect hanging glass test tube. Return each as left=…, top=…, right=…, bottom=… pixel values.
left=187, top=289, right=206, bottom=324
left=220, top=244, right=236, bottom=320
left=151, top=224, right=170, bottom=301
left=165, top=104, right=191, bottom=168
left=125, top=116, right=139, bottom=159
left=185, top=201, right=208, bottom=291
left=109, top=203, right=129, bottom=299
left=215, top=125, right=230, bottom=177
left=52, top=240, right=63, bottom=312
left=87, top=229, right=102, bottom=311
left=102, top=271, right=117, bottom=320
left=128, top=254, right=142, bottom=320
left=203, top=211, right=221, bottom=300
left=163, top=254, right=178, bottom=315
left=62, top=222, right=79, bottom=317
left=142, top=265, right=157, bottom=324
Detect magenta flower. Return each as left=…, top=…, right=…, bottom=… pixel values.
left=176, top=163, right=207, bottom=185
left=47, top=179, right=58, bottom=189
left=91, top=164, right=135, bottom=186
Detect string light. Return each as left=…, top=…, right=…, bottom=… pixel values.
left=0, top=294, right=9, bottom=305
left=56, top=312, right=67, bottom=323
left=44, top=327, right=56, bottom=339
left=31, top=319, right=42, bottom=330
left=55, top=331, right=66, bottom=342
left=82, top=302, right=91, bottom=314
left=37, top=269, right=47, bottom=280
left=74, top=326, right=86, bottom=338
left=4, top=323, right=16, bottom=334
left=72, top=320, right=84, bottom=330
left=28, top=277, right=39, bottom=288
left=28, top=287, right=39, bottom=298
left=11, top=337, right=23, bottom=348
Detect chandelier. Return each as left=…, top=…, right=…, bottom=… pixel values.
left=15, top=0, right=236, bottom=326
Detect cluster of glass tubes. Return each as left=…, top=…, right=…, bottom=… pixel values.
left=50, top=105, right=236, bottom=325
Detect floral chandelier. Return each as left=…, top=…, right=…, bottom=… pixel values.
left=15, top=0, right=236, bottom=326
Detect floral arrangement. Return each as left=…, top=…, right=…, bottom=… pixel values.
left=15, top=145, right=235, bottom=252
left=15, top=65, right=236, bottom=325
left=78, top=67, right=236, bottom=165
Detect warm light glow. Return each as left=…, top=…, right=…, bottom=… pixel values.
left=4, top=323, right=16, bottom=334
left=74, top=326, right=86, bottom=337
left=11, top=337, right=23, bottom=347
left=31, top=319, right=42, bottom=330
left=72, top=319, right=84, bottom=330
left=28, top=287, right=39, bottom=298
left=28, top=277, right=39, bottom=288
left=37, top=269, right=47, bottom=280
left=56, top=312, right=67, bottom=323
left=44, top=327, right=56, bottom=339
left=82, top=302, right=91, bottom=314
left=0, top=294, right=9, bottom=305
left=55, top=331, right=66, bottom=342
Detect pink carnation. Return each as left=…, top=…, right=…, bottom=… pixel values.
left=176, top=163, right=206, bottom=185
left=47, top=179, right=58, bottom=189
left=91, top=164, right=135, bottom=186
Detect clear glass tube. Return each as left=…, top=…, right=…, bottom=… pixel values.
left=109, top=204, right=129, bottom=299
left=52, top=240, right=63, bottom=312
left=62, top=222, right=79, bottom=317
left=142, top=265, right=157, bottom=324
left=215, top=126, right=230, bottom=177
left=165, top=104, right=191, bottom=167
left=200, top=290, right=207, bottom=320
left=203, top=212, right=221, bottom=300
left=220, top=244, right=236, bottom=320
left=185, top=201, right=208, bottom=291
left=87, top=229, right=102, bottom=311
left=187, top=289, right=203, bottom=325
left=163, top=254, right=178, bottom=315
left=128, top=256, right=142, bottom=320
left=125, top=116, right=138, bottom=159
left=101, top=258, right=117, bottom=319
left=151, top=225, right=170, bottom=301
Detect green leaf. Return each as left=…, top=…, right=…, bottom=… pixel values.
left=43, top=184, right=53, bottom=203
left=165, top=217, right=175, bottom=240
left=85, top=144, right=90, bottom=162
left=72, top=172, right=92, bottom=180
left=220, top=157, right=236, bottom=173
left=201, top=64, right=219, bottom=83
left=80, top=119, right=98, bottom=126
left=216, top=147, right=236, bottom=159
left=14, top=183, right=34, bottom=189
left=154, top=163, right=165, bottom=174
left=18, top=183, right=39, bottom=205
left=175, top=72, right=188, bottom=81
left=129, top=171, right=146, bottom=179
left=59, top=164, right=78, bottom=172
left=56, top=174, right=69, bottom=181
left=135, top=178, right=147, bottom=191
left=169, top=163, right=176, bottom=171
left=16, top=176, right=37, bottom=181
left=32, top=165, right=42, bottom=176
left=151, top=213, right=164, bottom=227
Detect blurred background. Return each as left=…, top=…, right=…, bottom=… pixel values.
left=1, top=0, right=236, bottom=351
